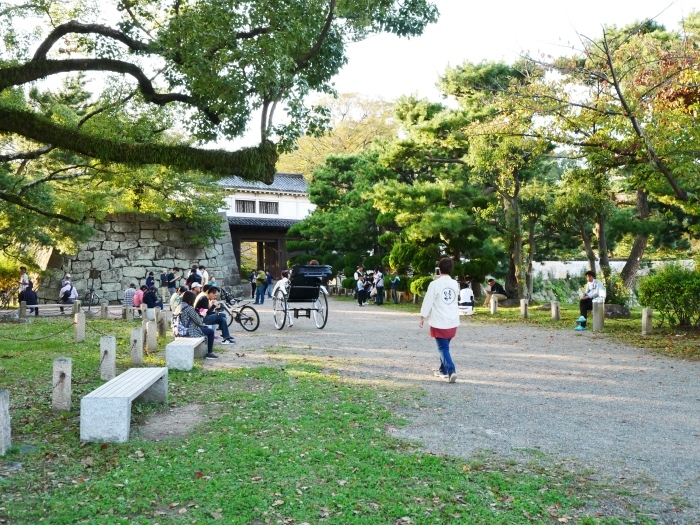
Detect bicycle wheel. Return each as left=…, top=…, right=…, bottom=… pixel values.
left=313, top=291, right=328, bottom=329
left=272, top=290, right=287, bottom=330
left=237, top=305, right=260, bottom=332
left=0, top=292, right=9, bottom=309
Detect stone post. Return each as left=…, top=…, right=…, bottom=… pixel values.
left=153, top=306, right=161, bottom=325
left=72, top=299, right=81, bottom=314
left=520, top=299, right=528, bottom=319
left=125, top=307, right=134, bottom=322
left=100, top=302, right=109, bottom=319
left=19, top=301, right=26, bottom=318
left=642, top=308, right=653, bottom=336
left=0, top=389, right=10, bottom=455
left=490, top=294, right=498, bottom=314
left=140, top=303, right=148, bottom=318
left=157, top=311, right=167, bottom=338
left=592, top=301, right=605, bottom=332
left=130, top=327, right=143, bottom=366
left=142, top=318, right=149, bottom=345
left=413, top=293, right=418, bottom=305
left=551, top=301, right=560, bottom=321
left=122, top=307, right=127, bottom=320
left=74, top=312, right=85, bottom=343
left=52, top=357, right=72, bottom=412
left=146, top=321, right=158, bottom=353
left=99, top=335, right=117, bottom=381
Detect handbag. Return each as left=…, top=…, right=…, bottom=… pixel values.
left=370, top=286, right=377, bottom=297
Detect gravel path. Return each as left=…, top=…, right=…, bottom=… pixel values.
left=209, top=297, right=700, bottom=524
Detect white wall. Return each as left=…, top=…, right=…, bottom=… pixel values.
left=223, top=192, right=315, bottom=221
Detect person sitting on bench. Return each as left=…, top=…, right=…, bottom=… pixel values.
left=483, top=278, right=507, bottom=307
left=578, top=271, right=604, bottom=327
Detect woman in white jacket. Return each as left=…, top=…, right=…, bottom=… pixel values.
left=419, top=258, right=460, bottom=383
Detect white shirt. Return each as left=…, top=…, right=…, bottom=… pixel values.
left=19, top=273, right=29, bottom=292
left=272, top=277, right=290, bottom=296
left=459, top=288, right=474, bottom=304
left=420, top=276, right=460, bottom=329
left=201, top=270, right=209, bottom=284
left=59, top=283, right=78, bottom=301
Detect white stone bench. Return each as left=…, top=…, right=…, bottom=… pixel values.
left=80, top=367, right=168, bottom=443
left=165, top=336, right=207, bottom=371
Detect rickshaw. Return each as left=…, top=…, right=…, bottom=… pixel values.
left=272, top=264, right=332, bottom=330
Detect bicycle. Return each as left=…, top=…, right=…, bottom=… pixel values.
left=218, top=289, right=260, bottom=331
left=83, top=288, right=102, bottom=307
left=0, top=288, right=14, bottom=309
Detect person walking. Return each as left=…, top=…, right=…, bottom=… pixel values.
left=18, top=266, right=29, bottom=303
left=254, top=269, right=267, bottom=304
left=23, top=282, right=39, bottom=316
left=266, top=269, right=274, bottom=299
left=159, top=268, right=170, bottom=302
left=390, top=271, right=401, bottom=304
left=248, top=270, right=256, bottom=298
left=166, top=267, right=179, bottom=299
left=419, top=258, right=460, bottom=383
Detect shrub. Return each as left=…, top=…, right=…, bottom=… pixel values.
left=341, top=277, right=356, bottom=290
left=410, top=275, right=433, bottom=296
left=604, top=273, right=630, bottom=307
left=637, top=264, right=700, bottom=327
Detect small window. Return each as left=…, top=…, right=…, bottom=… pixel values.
left=235, top=200, right=256, bottom=213
left=259, top=201, right=279, bottom=215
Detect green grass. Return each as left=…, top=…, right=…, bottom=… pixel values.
left=342, top=295, right=700, bottom=360
left=0, top=318, right=652, bottom=524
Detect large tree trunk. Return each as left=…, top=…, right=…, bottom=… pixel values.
left=620, top=189, right=650, bottom=288
left=504, top=198, right=524, bottom=298
left=579, top=220, right=597, bottom=271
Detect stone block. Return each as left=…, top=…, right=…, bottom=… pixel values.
left=77, top=251, right=94, bottom=261
left=102, top=282, right=122, bottom=292
left=123, top=267, right=146, bottom=278
left=85, top=241, right=103, bottom=250
left=520, top=299, right=529, bottom=319
left=80, top=396, right=131, bottom=443
left=130, top=327, right=143, bottom=365
left=123, top=232, right=140, bottom=241
left=165, top=337, right=206, bottom=371
left=52, top=358, right=72, bottom=412
left=111, top=257, right=130, bottom=268
left=75, top=313, right=85, bottom=342
left=175, top=248, right=201, bottom=260
left=490, top=294, right=498, bottom=315
left=100, top=336, right=117, bottom=381
left=551, top=301, right=561, bottom=321
left=168, top=230, right=183, bottom=242
left=138, top=239, right=159, bottom=247
left=642, top=307, right=653, bottom=335
left=605, top=304, right=630, bottom=319
left=156, top=246, right=177, bottom=259
left=593, top=302, right=605, bottom=331
left=91, top=230, right=106, bottom=241
left=146, top=321, right=158, bottom=353
left=140, top=229, right=154, bottom=239
left=100, top=269, right=123, bottom=282
left=103, top=291, right=118, bottom=302
left=130, top=247, right=156, bottom=260
left=130, top=259, right=153, bottom=267
left=106, top=232, right=126, bottom=242
left=101, top=241, right=120, bottom=251
left=0, top=389, right=10, bottom=455
left=141, top=221, right=161, bottom=230
left=112, top=222, right=139, bottom=233
left=95, top=222, right=111, bottom=232
left=92, top=251, right=112, bottom=261
left=153, top=230, right=168, bottom=242
left=72, top=261, right=93, bottom=273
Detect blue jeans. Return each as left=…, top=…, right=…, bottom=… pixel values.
left=266, top=282, right=273, bottom=298
left=391, top=288, right=399, bottom=303
left=375, top=286, right=384, bottom=305
left=435, top=337, right=456, bottom=375
left=255, top=284, right=266, bottom=304
left=199, top=326, right=215, bottom=354
left=203, top=312, right=232, bottom=340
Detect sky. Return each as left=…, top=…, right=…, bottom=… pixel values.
left=227, top=0, right=699, bottom=147
left=332, top=0, right=699, bottom=101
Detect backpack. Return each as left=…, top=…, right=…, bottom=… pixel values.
left=171, top=310, right=190, bottom=337
left=61, top=286, right=73, bottom=302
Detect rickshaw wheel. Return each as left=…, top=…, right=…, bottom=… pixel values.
left=272, top=289, right=287, bottom=330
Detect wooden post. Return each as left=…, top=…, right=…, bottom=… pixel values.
left=592, top=301, right=604, bottom=332
left=551, top=301, right=560, bottom=321
left=19, top=301, right=26, bottom=318
left=490, top=294, right=498, bottom=314
left=520, top=299, right=528, bottom=319
left=52, top=357, right=72, bottom=412
left=642, top=308, right=653, bottom=335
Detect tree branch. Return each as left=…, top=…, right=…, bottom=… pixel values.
left=295, top=0, right=336, bottom=69
left=32, top=21, right=151, bottom=61
left=0, top=144, right=54, bottom=161
left=0, top=106, right=278, bottom=182
left=1, top=58, right=221, bottom=124
left=17, top=164, right=96, bottom=195
left=0, top=190, right=83, bottom=224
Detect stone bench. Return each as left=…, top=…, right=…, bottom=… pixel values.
left=80, top=367, right=168, bottom=443
left=165, top=336, right=207, bottom=371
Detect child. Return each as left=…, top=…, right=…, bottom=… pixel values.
left=356, top=276, right=366, bottom=306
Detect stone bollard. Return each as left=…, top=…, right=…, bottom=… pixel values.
left=19, top=301, right=26, bottom=318
left=74, top=312, right=86, bottom=343
left=520, top=299, right=528, bottom=319
left=592, top=301, right=605, bottom=332
left=52, top=357, right=72, bottom=412
left=122, top=307, right=127, bottom=320
left=157, top=311, right=167, bottom=338
left=153, top=306, right=161, bottom=324
left=72, top=299, right=81, bottom=314
left=125, top=307, right=134, bottom=322
left=130, top=327, right=143, bottom=365
left=551, top=301, right=560, bottom=321
left=0, top=389, right=10, bottom=455
left=99, top=335, right=117, bottom=381
left=642, top=308, right=653, bottom=335
left=413, top=293, right=417, bottom=305
left=141, top=303, right=148, bottom=318
left=490, top=294, right=498, bottom=314
left=100, top=302, right=109, bottom=319
left=146, top=321, right=158, bottom=353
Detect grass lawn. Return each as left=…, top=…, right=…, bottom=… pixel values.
left=0, top=317, right=650, bottom=524
left=337, top=295, right=700, bottom=360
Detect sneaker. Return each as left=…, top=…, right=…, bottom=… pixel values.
left=577, top=316, right=586, bottom=322
left=205, top=353, right=219, bottom=359
left=448, top=373, right=457, bottom=383
left=434, top=371, right=449, bottom=378
left=221, top=338, right=235, bottom=345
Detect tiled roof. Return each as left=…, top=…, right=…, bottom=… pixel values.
left=228, top=217, right=300, bottom=228
left=219, top=173, right=307, bottom=193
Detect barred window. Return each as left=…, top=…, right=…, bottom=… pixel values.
left=235, top=200, right=256, bottom=213
left=259, top=201, right=279, bottom=214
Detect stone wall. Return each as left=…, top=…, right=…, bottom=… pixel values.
left=37, top=212, right=243, bottom=304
